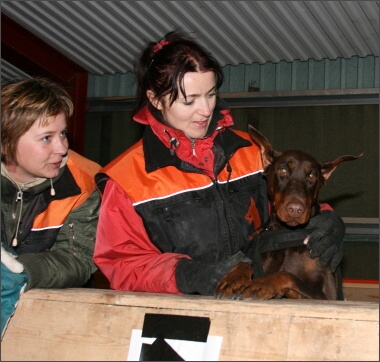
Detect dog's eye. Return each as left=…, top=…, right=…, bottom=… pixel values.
left=306, top=172, right=316, bottom=181
left=278, top=167, right=288, bottom=176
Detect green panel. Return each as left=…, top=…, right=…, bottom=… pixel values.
left=375, top=57, right=379, bottom=87
left=245, top=63, right=261, bottom=92
left=291, top=60, right=308, bottom=91
left=87, top=56, right=379, bottom=97
left=359, top=56, right=376, bottom=88
left=228, top=63, right=246, bottom=92
left=326, top=58, right=342, bottom=90
left=219, top=64, right=231, bottom=93
left=275, top=61, right=292, bottom=91
left=346, top=57, right=359, bottom=89
left=308, top=59, right=325, bottom=90
left=260, top=62, right=276, bottom=91
left=88, top=72, right=136, bottom=97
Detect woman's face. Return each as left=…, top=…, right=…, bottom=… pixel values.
left=153, top=71, right=217, bottom=139
left=8, top=112, right=69, bottom=183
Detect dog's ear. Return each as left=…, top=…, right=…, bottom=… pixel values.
left=248, top=124, right=281, bottom=168
left=320, top=153, right=363, bottom=181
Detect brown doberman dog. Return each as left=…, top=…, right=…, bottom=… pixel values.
left=216, top=125, right=363, bottom=300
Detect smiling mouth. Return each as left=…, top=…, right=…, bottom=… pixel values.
left=194, top=120, right=208, bottom=127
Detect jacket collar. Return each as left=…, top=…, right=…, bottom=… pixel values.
left=1, top=163, right=81, bottom=203
left=136, top=99, right=251, bottom=174
left=133, top=98, right=234, bottom=147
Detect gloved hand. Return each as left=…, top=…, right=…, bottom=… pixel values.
left=304, top=210, right=345, bottom=272
left=244, top=228, right=312, bottom=278
left=1, top=243, right=28, bottom=339
left=175, top=251, right=248, bottom=295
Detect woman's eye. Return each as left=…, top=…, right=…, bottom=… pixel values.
left=207, top=92, right=217, bottom=99
left=41, top=136, right=50, bottom=142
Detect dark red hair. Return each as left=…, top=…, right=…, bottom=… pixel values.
left=133, top=30, right=223, bottom=114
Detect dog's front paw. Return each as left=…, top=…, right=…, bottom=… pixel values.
left=236, top=272, right=308, bottom=300
left=235, top=279, right=280, bottom=300
left=215, top=262, right=253, bottom=299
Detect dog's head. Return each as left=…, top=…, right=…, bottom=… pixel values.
left=248, top=124, right=363, bottom=228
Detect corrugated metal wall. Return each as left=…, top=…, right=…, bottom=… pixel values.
left=87, top=55, right=379, bottom=97
left=2, top=1, right=378, bottom=95
left=2, top=1, right=379, bottom=75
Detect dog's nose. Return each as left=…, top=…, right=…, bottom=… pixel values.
left=286, top=202, right=305, bottom=217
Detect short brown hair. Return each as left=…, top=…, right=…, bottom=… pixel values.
left=1, top=77, right=73, bottom=165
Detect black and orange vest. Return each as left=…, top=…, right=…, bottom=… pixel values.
left=32, top=151, right=99, bottom=229
left=97, top=128, right=268, bottom=263
left=10, top=150, right=100, bottom=254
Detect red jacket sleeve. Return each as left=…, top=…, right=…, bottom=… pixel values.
left=93, top=179, right=189, bottom=293
left=320, top=203, right=334, bottom=212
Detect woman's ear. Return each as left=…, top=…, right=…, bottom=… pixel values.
left=146, top=90, right=163, bottom=110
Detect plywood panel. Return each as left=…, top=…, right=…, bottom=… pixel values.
left=1, top=288, right=378, bottom=361
left=343, top=282, right=379, bottom=303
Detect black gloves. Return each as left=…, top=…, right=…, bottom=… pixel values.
left=305, top=210, right=345, bottom=272
left=175, top=211, right=344, bottom=296
left=244, top=210, right=345, bottom=274
left=244, top=228, right=312, bottom=278
left=175, top=251, right=247, bottom=295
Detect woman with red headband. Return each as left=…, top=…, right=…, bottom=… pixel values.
left=93, top=30, right=345, bottom=295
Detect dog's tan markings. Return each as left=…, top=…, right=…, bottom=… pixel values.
left=305, top=165, right=316, bottom=181
left=245, top=197, right=262, bottom=240
left=288, top=160, right=295, bottom=170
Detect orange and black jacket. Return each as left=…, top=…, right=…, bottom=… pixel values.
left=94, top=100, right=269, bottom=293
left=1, top=150, right=101, bottom=290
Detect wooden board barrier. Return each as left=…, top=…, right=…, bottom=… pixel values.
left=343, top=281, right=379, bottom=303
left=1, top=288, right=378, bottom=361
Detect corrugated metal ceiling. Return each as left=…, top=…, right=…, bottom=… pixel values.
left=1, top=1, right=379, bottom=77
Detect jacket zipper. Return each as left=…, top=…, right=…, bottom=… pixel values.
left=191, top=139, right=196, bottom=156
left=68, top=221, right=77, bottom=251
left=11, top=190, right=23, bottom=247
left=213, top=177, right=236, bottom=258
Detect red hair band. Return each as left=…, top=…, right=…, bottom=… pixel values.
left=153, top=40, right=170, bottom=53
